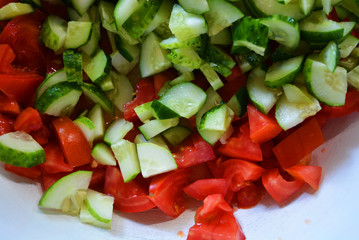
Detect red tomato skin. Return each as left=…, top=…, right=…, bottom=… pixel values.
left=0, top=43, right=15, bottom=72
left=52, top=117, right=92, bottom=167
left=0, top=113, right=12, bottom=135
left=273, top=118, right=325, bottom=169
left=223, top=159, right=265, bottom=192
left=14, top=107, right=42, bottom=133
left=286, top=165, right=322, bottom=190
left=31, top=125, right=51, bottom=146
left=323, top=89, right=359, bottom=119
left=5, top=164, right=41, bottom=180
left=0, top=11, right=47, bottom=73
left=0, top=91, right=20, bottom=116
left=247, top=104, right=282, bottom=144
left=123, top=78, right=155, bottom=122
left=174, top=133, right=216, bottom=168
left=104, top=166, right=155, bottom=213
left=149, top=169, right=191, bottom=218
left=262, top=168, right=305, bottom=204
left=216, top=123, right=263, bottom=161
left=41, top=142, right=73, bottom=174
left=236, top=181, right=263, bottom=209
left=184, top=178, right=230, bottom=201
left=187, top=194, right=246, bottom=240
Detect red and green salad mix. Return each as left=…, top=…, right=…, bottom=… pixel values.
left=0, top=0, right=359, bottom=239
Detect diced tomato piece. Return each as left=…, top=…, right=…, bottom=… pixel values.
left=153, top=69, right=178, bottom=98
left=262, top=168, right=305, bottom=204
left=323, top=89, right=359, bottom=119
left=0, top=91, right=20, bottom=115
left=104, top=166, right=155, bottom=213
left=218, top=67, right=247, bottom=102
left=41, top=0, right=68, bottom=20
left=123, top=78, right=155, bottom=122
left=206, top=156, right=225, bottom=178
left=149, top=169, right=191, bottom=218
left=0, top=113, right=12, bottom=135
left=236, top=181, right=263, bottom=209
left=273, top=118, right=325, bottom=169
left=5, top=164, right=41, bottom=180
left=326, top=7, right=339, bottom=22
left=41, top=142, right=73, bottom=174
left=0, top=11, right=47, bottom=73
left=247, top=104, right=282, bottom=144
left=217, top=123, right=262, bottom=161
left=44, top=48, right=64, bottom=74
left=52, top=117, right=92, bottom=167
left=187, top=194, right=246, bottom=240
left=77, top=164, right=107, bottom=190
left=189, top=163, right=213, bottom=182
left=286, top=165, right=322, bottom=190
left=0, top=44, right=15, bottom=72
left=184, top=178, right=230, bottom=201
left=260, top=141, right=275, bottom=159
left=223, top=159, right=265, bottom=192
left=14, top=107, right=42, bottom=133
left=31, top=125, right=51, bottom=146
left=0, top=71, right=44, bottom=103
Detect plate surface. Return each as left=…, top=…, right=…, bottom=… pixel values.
left=1, top=113, right=359, bottom=240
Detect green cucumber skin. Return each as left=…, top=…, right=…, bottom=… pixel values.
left=81, top=83, right=115, bottom=115
left=151, top=99, right=181, bottom=119
left=0, top=133, right=45, bottom=168
left=34, top=82, right=82, bottom=115
left=63, top=50, right=83, bottom=83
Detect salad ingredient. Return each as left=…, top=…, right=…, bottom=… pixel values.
left=103, top=118, right=133, bottom=145
left=0, top=131, right=45, bottom=167
left=91, top=142, right=117, bottom=166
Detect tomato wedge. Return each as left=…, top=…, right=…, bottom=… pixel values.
left=247, top=104, right=282, bottom=144
left=41, top=142, right=73, bottom=174
left=104, top=166, right=155, bottom=213
left=0, top=44, right=15, bottom=72
left=236, top=181, right=263, bottom=209
left=14, top=107, right=42, bottom=133
left=286, top=165, right=322, bottom=190
left=123, top=78, right=155, bottom=122
left=184, top=178, right=230, bottom=201
left=262, top=168, right=305, bottom=204
left=149, top=169, right=191, bottom=218
left=188, top=194, right=246, bottom=240
left=0, top=91, right=20, bottom=116
left=52, top=117, right=92, bottom=167
left=4, top=164, right=41, bottom=180
left=0, top=113, right=12, bottom=135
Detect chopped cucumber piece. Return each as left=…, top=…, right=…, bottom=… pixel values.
left=210, top=28, right=232, bottom=46
left=319, top=41, right=340, bottom=72
left=169, top=4, right=208, bottom=41
left=347, top=65, right=359, bottom=90
left=0, top=131, right=45, bottom=168
left=227, top=86, right=248, bottom=117
left=114, top=34, right=139, bottom=62
left=0, top=2, right=33, bottom=20
left=65, top=21, right=93, bottom=49
left=140, top=32, right=171, bottom=78
left=260, top=15, right=300, bottom=49
left=105, top=71, right=134, bottom=112
left=237, top=51, right=264, bottom=73
left=35, top=69, right=67, bottom=100
left=74, top=116, right=95, bottom=147
left=91, top=143, right=117, bottom=166
left=122, top=0, right=163, bottom=39
left=265, top=55, right=304, bottom=88
left=111, top=139, right=141, bottom=182
left=69, top=0, right=96, bottom=16
left=81, top=83, right=115, bottom=115
left=300, top=0, right=315, bottom=15
left=153, top=82, right=207, bottom=119
left=139, top=118, right=180, bottom=140
left=339, top=35, right=359, bottom=59
left=169, top=71, right=195, bottom=86
left=300, top=11, right=344, bottom=43
left=134, top=102, right=154, bottom=123
left=160, top=36, right=201, bottom=49
left=275, top=86, right=321, bottom=130
left=63, top=50, right=83, bottom=83
left=110, top=51, right=139, bottom=75
left=200, top=63, right=224, bottom=90
left=81, top=189, right=114, bottom=229
left=34, top=82, right=82, bottom=117
left=134, top=134, right=169, bottom=150
left=83, top=49, right=111, bottom=85
left=40, top=15, right=67, bottom=52
left=178, top=0, right=209, bottom=14
left=247, top=67, right=282, bottom=114
left=87, top=104, right=105, bottom=141
left=144, top=0, right=173, bottom=35
left=232, top=17, right=269, bottom=56
left=204, top=0, right=244, bottom=36
left=79, top=23, right=100, bottom=57
left=282, top=84, right=312, bottom=104
left=39, top=171, right=92, bottom=213
left=304, top=58, right=348, bottom=106
left=162, top=125, right=192, bottom=146
left=199, top=103, right=234, bottom=132
left=136, top=142, right=177, bottom=178
left=167, top=47, right=202, bottom=69
left=114, top=0, right=141, bottom=27
left=104, top=118, right=134, bottom=146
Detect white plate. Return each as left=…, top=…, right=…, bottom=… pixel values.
left=1, top=113, right=359, bottom=240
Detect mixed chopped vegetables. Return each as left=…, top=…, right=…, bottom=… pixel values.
left=0, top=0, right=359, bottom=239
